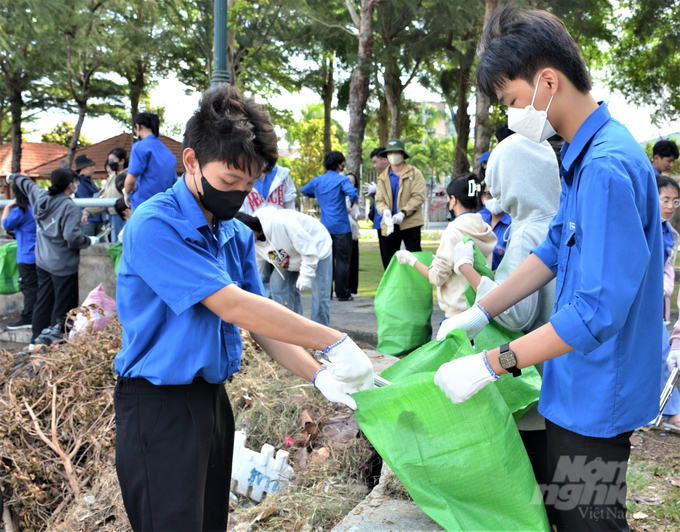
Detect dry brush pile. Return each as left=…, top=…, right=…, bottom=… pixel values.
left=0, top=313, right=377, bottom=532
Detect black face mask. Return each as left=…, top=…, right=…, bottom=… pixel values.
left=108, top=161, right=119, bottom=173
left=194, top=170, right=248, bottom=221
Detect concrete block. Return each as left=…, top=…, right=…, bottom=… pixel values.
left=365, top=350, right=400, bottom=375
left=0, top=328, right=32, bottom=349
left=230, top=430, right=294, bottom=502
left=79, top=244, right=117, bottom=304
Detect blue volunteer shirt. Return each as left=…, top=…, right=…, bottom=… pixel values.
left=76, top=175, right=101, bottom=222
left=127, top=134, right=178, bottom=210
left=254, top=166, right=277, bottom=200
left=114, top=176, right=265, bottom=385
left=662, top=219, right=674, bottom=266
left=479, top=205, right=511, bottom=270
left=301, top=170, right=359, bottom=234
left=2, top=205, right=36, bottom=264
left=533, top=102, right=663, bottom=438
left=389, top=168, right=400, bottom=214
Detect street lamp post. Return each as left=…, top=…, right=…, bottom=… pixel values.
left=211, top=0, right=230, bottom=87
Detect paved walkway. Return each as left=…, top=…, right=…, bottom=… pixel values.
left=300, top=293, right=445, bottom=348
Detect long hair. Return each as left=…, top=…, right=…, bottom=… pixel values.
left=11, top=183, right=29, bottom=213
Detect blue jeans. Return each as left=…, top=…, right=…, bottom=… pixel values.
left=269, top=255, right=332, bottom=326
left=110, top=214, right=126, bottom=243
left=661, top=326, right=680, bottom=416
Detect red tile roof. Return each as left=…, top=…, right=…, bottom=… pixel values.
left=0, top=142, right=69, bottom=177
left=25, top=133, right=185, bottom=177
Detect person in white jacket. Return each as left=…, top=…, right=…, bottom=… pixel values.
left=236, top=206, right=333, bottom=326
left=396, top=174, right=497, bottom=317
left=240, top=165, right=296, bottom=215
left=448, top=133, right=561, bottom=488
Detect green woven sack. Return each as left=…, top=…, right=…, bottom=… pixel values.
left=375, top=251, right=433, bottom=356
left=0, top=241, right=21, bottom=295
left=108, top=241, right=123, bottom=274
left=458, top=237, right=541, bottom=420
left=354, top=331, right=549, bottom=531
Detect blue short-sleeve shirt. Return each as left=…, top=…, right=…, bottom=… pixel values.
left=127, top=134, right=178, bottom=210
left=479, top=205, right=511, bottom=270
left=532, top=102, right=663, bottom=438
left=300, top=170, right=359, bottom=235
left=2, top=205, right=36, bottom=264
left=114, top=176, right=265, bottom=385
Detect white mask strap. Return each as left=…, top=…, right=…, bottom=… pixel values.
left=532, top=72, right=555, bottom=114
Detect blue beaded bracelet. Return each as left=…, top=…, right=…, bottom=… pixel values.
left=482, top=350, right=499, bottom=380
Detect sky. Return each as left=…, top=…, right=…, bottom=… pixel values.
left=24, top=71, right=680, bottom=148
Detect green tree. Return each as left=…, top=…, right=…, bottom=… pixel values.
left=41, top=121, right=92, bottom=148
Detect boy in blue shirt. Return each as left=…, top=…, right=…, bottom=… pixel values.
left=435, top=6, right=662, bottom=530
left=114, top=85, right=373, bottom=532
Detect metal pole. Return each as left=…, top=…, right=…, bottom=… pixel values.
left=211, top=0, right=230, bottom=87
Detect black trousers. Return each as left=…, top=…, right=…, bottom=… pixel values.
left=543, top=419, right=633, bottom=531
left=32, top=266, right=79, bottom=341
left=17, top=262, right=38, bottom=324
left=349, top=238, right=359, bottom=294
left=331, top=232, right=352, bottom=299
left=377, top=229, right=390, bottom=270
left=382, top=225, right=422, bottom=268
left=115, top=377, right=235, bottom=532
left=82, top=220, right=104, bottom=237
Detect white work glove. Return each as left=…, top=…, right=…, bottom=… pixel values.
left=89, top=236, right=100, bottom=246
left=383, top=210, right=394, bottom=236
left=436, top=304, right=491, bottom=341
left=314, top=368, right=357, bottom=410
left=6, top=172, right=21, bottom=184
left=434, top=352, right=498, bottom=404
left=396, top=250, right=417, bottom=267
left=392, top=211, right=405, bottom=225
left=123, top=190, right=132, bottom=208
left=363, top=182, right=377, bottom=196
left=453, top=241, right=475, bottom=275
left=296, top=274, right=313, bottom=292
left=668, top=350, right=680, bottom=372
left=323, top=334, right=373, bottom=393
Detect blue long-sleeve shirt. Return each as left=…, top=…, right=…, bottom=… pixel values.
left=2, top=205, right=36, bottom=264
left=76, top=175, right=101, bottom=222
left=301, top=170, right=359, bottom=234
left=532, top=102, right=663, bottom=438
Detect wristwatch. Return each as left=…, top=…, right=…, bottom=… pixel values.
left=499, top=344, right=522, bottom=378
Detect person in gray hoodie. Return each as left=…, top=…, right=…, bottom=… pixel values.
left=449, top=133, right=561, bottom=488
left=8, top=169, right=99, bottom=345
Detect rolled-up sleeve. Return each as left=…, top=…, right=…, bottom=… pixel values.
left=550, top=158, right=651, bottom=353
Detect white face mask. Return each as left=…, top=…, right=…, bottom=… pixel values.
left=485, top=196, right=504, bottom=215
left=387, top=153, right=404, bottom=166
left=507, top=73, right=556, bottom=144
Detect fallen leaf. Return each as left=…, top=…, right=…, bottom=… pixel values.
left=310, top=447, right=330, bottom=464
left=294, top=447, right=308, bottom=472
left=322, top=411, right=359, bottom=443
left=298, top=409, right=318, bottom=435
left=294, top=432, right=310, bottom=446
left=633, top=496, right=662, bottom=505
left=632, top=512, right=648, bottom=520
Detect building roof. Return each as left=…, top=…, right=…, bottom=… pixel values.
left=0, top=142, right=69, bottom=177
left=25, top=133, right=185, bottom=176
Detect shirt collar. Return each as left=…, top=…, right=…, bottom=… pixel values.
left=500, top=212, right=512, bottom=225
left=560, top=101, right=611, bottom=177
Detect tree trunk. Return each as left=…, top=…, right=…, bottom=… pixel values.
left=377, top=91, right=389, bottom=146
left=384, top=58, right=402, bottom=140
left=473, top=0, right=497, bottom=172
left=63, top=102, right=87, bottom=169
left=321, top=53, right=334, bottom=154
left=9, top=78, right=22, bottom=174
left=454, top=48, right=475, bottom=176
left=345, top=0, right=374, bottom=177
left=129, top=59, right=145, bottom=128
left=227, top=0, right=236, bottom=84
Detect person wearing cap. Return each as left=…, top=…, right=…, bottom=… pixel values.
left=74, top=154, right=103, bottom=237
left=7, top=170, right=101, bottom=346
left=374, top=139, right=426, bottom=267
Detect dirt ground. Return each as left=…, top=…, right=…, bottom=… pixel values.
left=628, top=426, right=680, bottom=531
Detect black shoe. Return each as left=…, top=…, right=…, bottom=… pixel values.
left=7, top=319, right=32, bottom=330
left=338, top=295, right=354, bottom=301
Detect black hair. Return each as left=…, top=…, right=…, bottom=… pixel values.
left=323, top=151, right=345, bottom=171
left=108, top=146, right=128, bottom=167
left=446, top=173, right=480, bottom=211
left=657, top=176, right=680, bottom=195
left=134, top=112, right=160, bottom=137
left=183, top=85, right=278, bottom=178
left=495, top=124, right=515, bottom=143
left=48, top=168, right=78, bottom=196
left=653, top=140, right=679, bottom=160
left=11, top=183, right=29, bottom=213
left=476, top=6, right=591, bottom=100
left=370, top=147, right=387, bottom=159
left=346, top=172, right=359, bottom=191
left=234, top=212, right=263, bottom=234
left=114, top=197, right=128, bottom=218
left=115, top=172, right=126, bottom=193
